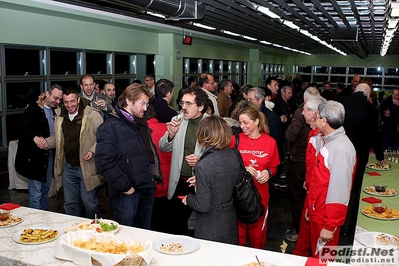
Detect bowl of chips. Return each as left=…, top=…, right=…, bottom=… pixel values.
left=54, top=231, right=153, bottom=266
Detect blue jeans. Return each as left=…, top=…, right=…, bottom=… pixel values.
left=28, top=151, right=53, bottom=210
left=63, top=162, right=99, bottom=219
left=112, top=188, right=155, bottom=229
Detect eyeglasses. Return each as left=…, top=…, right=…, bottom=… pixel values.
left=138, top=100, right=149, bottom=108
left=179, top=101, right=196, bottom=107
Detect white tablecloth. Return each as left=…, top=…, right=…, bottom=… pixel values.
left=7, top=140, right=28, bottom=190
left=0, top=207, right=310, bottom=266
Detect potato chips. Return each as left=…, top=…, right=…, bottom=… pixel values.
left=73, top=238, right=145, bottom=254
left=362, top=205, right=399, bottom=220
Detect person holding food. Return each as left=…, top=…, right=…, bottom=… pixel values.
left=182, top=115, right=242, bottom=244
left=231, top=101, right=280, bottom=249
left=305, top=101, right=356, bottom=257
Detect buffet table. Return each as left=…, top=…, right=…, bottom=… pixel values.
left=356, top=157, right=399, bottom=235
left=0, top=207, right=311, bottom=266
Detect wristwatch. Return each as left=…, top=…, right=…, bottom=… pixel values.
left=266, top=169, right=272, bottom=177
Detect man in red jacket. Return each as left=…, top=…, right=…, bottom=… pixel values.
left=306, top=101, right=356, bottom=257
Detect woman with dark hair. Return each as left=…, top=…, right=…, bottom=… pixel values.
left=182, top=115, right=242, bottom=244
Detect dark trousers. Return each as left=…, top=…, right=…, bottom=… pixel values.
left=289, top=160, right=307, bottom=233
left=167, top=176, right=195, bottom=236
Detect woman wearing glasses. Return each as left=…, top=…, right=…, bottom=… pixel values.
left=231, top=101, right=280, bottom=249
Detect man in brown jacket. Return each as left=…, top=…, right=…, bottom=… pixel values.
left=216, top=79, right=234, bottom=117
left=42, top=87, right=104, bottom=218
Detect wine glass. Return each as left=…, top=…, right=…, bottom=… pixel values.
left=176, top=110, right=184, bottom=123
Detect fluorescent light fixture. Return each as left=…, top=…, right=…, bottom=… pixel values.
left=147, top=11, right=165, bottom=19
left=260, top=40, right=271, bottom=45
left=391, top=2, right=399, bottom=17
left=223, top=30, right=240, bottom=37
left=283, top=20, right=300, bottom=31
left=257, top=6, right=280, bottom=19
left=387, top=19, right=398, bottom=29
left=300, top=29, right=312, bottom=37
left=192, top=23, right=216, bottom=30
left=242, top=35, right=257, bottom=41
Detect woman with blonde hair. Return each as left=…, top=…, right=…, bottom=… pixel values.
left=183, top=115, right=242, bottom=244
left=232, top=101, right=280, bottom=249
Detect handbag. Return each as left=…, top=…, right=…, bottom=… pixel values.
left=232, top=134, right=265, bottom=224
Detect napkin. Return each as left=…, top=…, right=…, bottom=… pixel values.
left=305, top=257, right=325, bottom=266
left=0, top=202, right=20, bottom=210
left=366, top=172, right=381, bottom=176
left=361, top=196, right=382, bottom=204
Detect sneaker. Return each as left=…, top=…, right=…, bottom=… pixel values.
left=285, top=229, right=298, bottom=242
left=272, top=175, right=288, bottom=188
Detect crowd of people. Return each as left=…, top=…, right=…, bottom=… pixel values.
left=14, top=72, right=398, bottom=257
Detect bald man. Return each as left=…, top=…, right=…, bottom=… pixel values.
left=337, top=83, right=385, bottom=245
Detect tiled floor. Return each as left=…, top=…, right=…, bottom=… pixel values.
left=0, top=154, right=297, bottom=254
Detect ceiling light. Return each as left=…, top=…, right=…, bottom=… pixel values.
left=387, top=19, right=398, bottom=29
left=260, top=40, right=271, bottom=45
left=242, top=35, right=257, bottom=41
left=283, top=20, right=300, bottom=31
left=391, top=2, right=399, bottom=17
left=192, top=23, right=216, bottom=30
left=257, top=6, right=280, bottom=19
left=147, top=12, right=165, bottom=19
left=223, top=30, right=240, bottom=37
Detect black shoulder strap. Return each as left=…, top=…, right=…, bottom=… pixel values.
left=231, top=146, right=246, bottom=172
left=234, top=133, right=239, bottom=149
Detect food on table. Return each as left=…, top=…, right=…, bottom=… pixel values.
left=362, top=205, right=399, bottom=219
left=160, top=242, right=184, bottom=253
left=0, top=211, right=22, bottom=227
left=364, top=186, right=397, bottom=196
left=78, top=219, right=118, bottom=233
left=374, top=185, right=386, bottom=192
left=376, top=234, right=399, bottom=246
left=19, top=228, right=58, bottom=243
left=73, top=238, right=145, bottom=254
left=368, top=163, right=391, bottom=170
left=373, top=204, right=386, bottom=213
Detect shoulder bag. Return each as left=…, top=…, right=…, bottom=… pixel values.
left=232, top=134, right=265, bottom=224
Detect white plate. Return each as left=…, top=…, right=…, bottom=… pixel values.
left=361, top=209, right=399, bottom=221
left=363, top=187, right=397, bottom=197
left=366, top=163, right=392, bottom=171
left=152, top=235, right=200, bottom=255
left=77, top=219, right=120, bottom=233
left=13, top=228, right=60, bottom=245
left=0, top=216, right=23, bottom=228
left=356, top=232, right=398, bottom=248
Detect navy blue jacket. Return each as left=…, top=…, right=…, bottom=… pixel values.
left=95, top=107, right=159, bottom=198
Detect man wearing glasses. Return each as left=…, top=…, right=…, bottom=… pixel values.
left=199, top=73, right=219, bottom=116
left=159, top=86, right=209, bottom=235
left=95, top=83, right=162, bottom=229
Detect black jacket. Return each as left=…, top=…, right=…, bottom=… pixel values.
left=95, top=107, right=159, bottom=198
left=151, top=97, right=177, bottom=123
left=15, top=103, right=54, bottom=182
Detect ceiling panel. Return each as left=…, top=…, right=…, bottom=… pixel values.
left=54, top=0, right=399, bottom=58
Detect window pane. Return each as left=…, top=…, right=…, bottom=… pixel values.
left=223, top=61, right=231, bottom=74
left=146, top=55, right=155, bottom=75
left=86, top=52, right=107, bottom=75
left=297, top=66, right=311, bottom=73
left=314, top=66, right=329, bottom=74
left=6, top=82, right=43, bottom=109
left=114, top=79, right=131, bottom=98
left=385, top=77, right=399, bottom=85
left=189, top=59, right=198, bottom=74
left=50, top=50, right=78, bottom=75
left=115, top=54, right=131, bottom=74
left=6, top=114, right=20, bottom=143
left=385, top=68, right=399, bottom=76
left=330, top=76, right=346, bottom=83
left=50, top=80, right=79, bottom=90
left=214, top=60, right=221, bottom=74
left=331, top=67, right=346, bottom=74
left=313, top=75, right=328, bottom=83
left=5, top=48, right=41, bottom=75
left=370, top=77, right=382, bottom=85
left=202, top=59, right=210, bottom=73
left=366, top=67, right=383, bottom=76
left=348, top=67, right=364, bottom=75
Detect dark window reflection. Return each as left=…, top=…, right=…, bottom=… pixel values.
left=50, top=80, right=79, bottom=91
left=86, top=53, right=107, bottom=75
left=189, top=60, right=198, bottom=73
left=385, top=77, right=399, bottom=85
left=115, top=54, right=130, bottom=74
left=348, top=67, right=364, bottom=75
left=7, top=82, right=42, bottom=109
left=331, top=67, right=346, bottom=74
left=330, top=76, right=345, bottom=83
left=314, top=66, right=329, bottom=74
left=366, top=68, right=383, bottom=76
left=146, top=55, right=155, bottom=75
left=385, top=68, right=399, bottom=76
left=51, top=50, right=78, bottom=75
left=114, top=79, right=131, bottom=99
left=7, top=113, right=20, bottom=143
left=5, top=48, right=41, bottom=76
